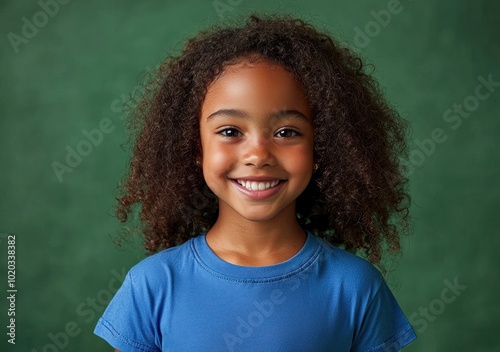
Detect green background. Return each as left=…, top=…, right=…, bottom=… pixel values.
left=1, top=0, right=499, bottom=351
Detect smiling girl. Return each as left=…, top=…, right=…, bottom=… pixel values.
left=94, top=13, right=416, bottom=352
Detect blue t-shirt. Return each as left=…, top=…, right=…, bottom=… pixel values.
left=94, top=232, right=416, bottom=351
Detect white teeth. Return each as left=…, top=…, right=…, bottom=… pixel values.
left=236, top=179, right=281, bottom=191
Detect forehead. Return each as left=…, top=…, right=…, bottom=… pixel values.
left=201, top=59, right=310, bottom=118
left=209, top=58, right=298, bottom=90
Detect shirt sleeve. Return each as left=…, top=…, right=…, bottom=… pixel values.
left=93, top=270, right=160, bottom=352
left=351, top=276, right=417, bottom=352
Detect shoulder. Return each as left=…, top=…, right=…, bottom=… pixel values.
left=126, top=237, right=195, bottom=289
left=313, top=235, right=385, bottom=294
left=312, top=239, right=418, bottom=350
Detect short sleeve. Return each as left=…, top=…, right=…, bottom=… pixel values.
left=351, top=277, right=417, bottom=352
left=93, top=270, right=160, bottom=352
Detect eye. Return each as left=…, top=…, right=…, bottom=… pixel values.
left=218, top=128, right=242, bottom=138
left=276, top=129, right=301, bottom=138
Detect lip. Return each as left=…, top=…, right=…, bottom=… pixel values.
left=230, top=179, right=286, bottom=200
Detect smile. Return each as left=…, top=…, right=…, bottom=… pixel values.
left=230, top=178, right=287, bottom=200
left=234, top=179, right=281, bottom=191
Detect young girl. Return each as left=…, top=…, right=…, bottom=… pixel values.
left=94, top=13, right=416, bottom=352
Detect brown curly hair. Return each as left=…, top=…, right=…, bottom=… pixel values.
left=114, top=13, right=413, bottom=273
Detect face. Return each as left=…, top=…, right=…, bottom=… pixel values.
left=199, top=59, right=314, bottom=223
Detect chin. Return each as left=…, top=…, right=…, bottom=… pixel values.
left=237, top=206, right=288, bottom=223
left=242, top=214, right=276, bottom=222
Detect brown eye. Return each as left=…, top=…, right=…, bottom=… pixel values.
left=218, top=128, right=242, bottom=138
left=276, top=129, right=300, bottom=138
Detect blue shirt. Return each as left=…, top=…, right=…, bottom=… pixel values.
left=94, top=232, right=416, bottom=351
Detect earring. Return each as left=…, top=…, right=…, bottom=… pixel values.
left=195, top=160, right=201, bottom=166
left=313, top=163, right=319, bottom=172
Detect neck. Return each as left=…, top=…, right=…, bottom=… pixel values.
left=205, top=203, right=307, bottom=266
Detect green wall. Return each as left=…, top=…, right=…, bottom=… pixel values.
left=1, top=0, right=498, bottom=351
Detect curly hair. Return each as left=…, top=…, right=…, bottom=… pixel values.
left=114, top=13, right=413, bottom=273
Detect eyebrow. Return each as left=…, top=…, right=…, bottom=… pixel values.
left=206, top=109, right=310, bottom=122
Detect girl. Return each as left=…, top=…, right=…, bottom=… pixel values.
left=94, top=13, right=416, bottom=352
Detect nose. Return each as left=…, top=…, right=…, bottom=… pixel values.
left=241, top=134, right=276, bottom=168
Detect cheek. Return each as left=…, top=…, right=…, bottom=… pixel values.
left=203, top=143, right=236, bottom=175
left=287, top=145, right=314, bottom=181
left=292, top=140, right=313, bottom=161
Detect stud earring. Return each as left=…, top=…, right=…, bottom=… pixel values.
left=313, top=163, right=319, bottom=172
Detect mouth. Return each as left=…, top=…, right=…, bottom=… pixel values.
left=231, top=179, right=286, bottom=191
